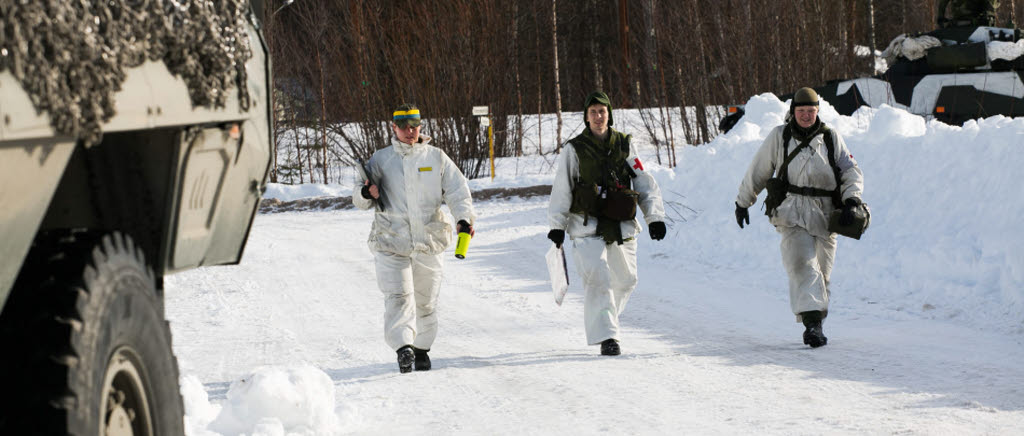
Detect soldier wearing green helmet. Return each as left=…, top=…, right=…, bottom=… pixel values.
left=734, top=88, right=865, bottom=349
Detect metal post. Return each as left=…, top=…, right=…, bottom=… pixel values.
left=488, top=118, right=495, bottom=180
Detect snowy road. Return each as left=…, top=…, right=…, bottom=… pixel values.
left=166, top=198, right=1024, bottom=435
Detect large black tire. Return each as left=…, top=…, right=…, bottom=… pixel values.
left=0, top=230, right=184, bottom=435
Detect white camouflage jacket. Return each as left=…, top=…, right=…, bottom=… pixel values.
left=353, top=136, right=476, bottom=256
left=737, top=122, right=864, bottom=238
left=548, top=136, right=667, bottom=241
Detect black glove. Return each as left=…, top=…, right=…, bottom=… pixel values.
left=547, top=229, right=565, bottom=248
left=360, top=184, right=374, bottom=199
left=648, top=221, right=666, bottom=241
left=838, top=198, right=862, bottom=226
left=735, top=202, right=750, bottom=229
left=457, top=219, right=473, bottom=234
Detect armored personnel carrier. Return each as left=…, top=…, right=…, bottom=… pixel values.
left=0, top=1, right=272, bottom=434
left=801, top=25, right=1024, bottom=125
left=719, top=24, right=1024, bottom=133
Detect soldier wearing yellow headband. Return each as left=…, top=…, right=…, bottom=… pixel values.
left=354, top=103, right=476, bottom=373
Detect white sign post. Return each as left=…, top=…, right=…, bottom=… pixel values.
left=473, top=106, right=494, bottom=179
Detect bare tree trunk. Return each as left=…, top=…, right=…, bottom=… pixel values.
left=692, top=5, right=711, bottom=144
left=512, top=1, right=524, bottom=156
left=900, top=0, right=907, bottom=34
left=656, top=31, right=675, bottom=167
left=536, top=7, right=543, bottom=155
left=304, top=126, right=314, bottom=183
left=552, top=0, right=563, bottom=152
left=589, top=0, right=603, bottom=90
left=294, top=113, right=304, bottom=184
left=316, top=44, right=329, bottom=183
left=618, top=0, right=632, bottom=106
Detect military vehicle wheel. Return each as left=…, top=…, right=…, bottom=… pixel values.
left=0, top=231, right=184, bottom=435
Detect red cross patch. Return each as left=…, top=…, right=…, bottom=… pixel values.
left=633, top=158, right=644, bottom=171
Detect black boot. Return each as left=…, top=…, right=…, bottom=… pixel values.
left=800, top=311, right=828, bottom=348
left=413, top=347, right=431, bottom=371
left=600, top=339, right=621, bottom=356
left=396, top=346, right=415, bottom=373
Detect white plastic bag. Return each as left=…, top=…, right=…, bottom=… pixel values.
left=546, top=245, right=569, bottom=305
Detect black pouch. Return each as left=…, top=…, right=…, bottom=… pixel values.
left=601, top=188, right=638, bottom=221
left=571, top=182, right=601, bottom=215
left=764, top=178, right=788, bottom=217
left=828, top=203, right=871, bottom=240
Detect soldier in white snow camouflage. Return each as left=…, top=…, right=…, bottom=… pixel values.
left=354, top=104, right=476, bottom=373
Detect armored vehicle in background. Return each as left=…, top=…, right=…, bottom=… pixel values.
left=720, top=25, right=1024, bottom=132
left=803, top=25, right=1024, bottom=125
left=0, top=1, right=272, bottom=434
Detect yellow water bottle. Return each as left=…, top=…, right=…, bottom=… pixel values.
left=454, top=229, right=471, bottom=259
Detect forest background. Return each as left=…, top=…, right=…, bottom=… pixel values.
left=263, top=0, right=1024, bottom=182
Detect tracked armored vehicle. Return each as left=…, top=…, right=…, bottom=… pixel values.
left=0, top=1, right=272, bottom=434
left=719, top=24, right=1024, bottom=133
left=803, top=25, right=1024, bottom=125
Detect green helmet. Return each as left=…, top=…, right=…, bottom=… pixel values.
left=789, top=87, right=819, bottom=118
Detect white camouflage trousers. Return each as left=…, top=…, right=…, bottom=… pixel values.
left=778, top=226, right=836, bottom=321
left=373, top=251, right=444, bottom=351
left=572, top=236, right=639, bottom=345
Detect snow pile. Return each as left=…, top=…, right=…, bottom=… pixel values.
left=988, top=38, right=1024, bottom=61
left=197, top=365, right=343, bottom=436
left=264, top=182, right=352, bottom=202
left=180, top=375, right=223, bottom=436
left=863, top=104, right=927, bottom=138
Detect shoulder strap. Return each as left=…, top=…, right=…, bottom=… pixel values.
left=782, top=125, right=791, bottom=158
left=621, top=134, right=639, bottom=178
left=779, top=125, right=813, bottom=184
left=821, top=126, right=843, bottom=205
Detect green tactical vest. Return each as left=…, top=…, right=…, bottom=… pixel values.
left=568, top=129, right=632, bottom=215
left=568, top=129, right=636, bottom=244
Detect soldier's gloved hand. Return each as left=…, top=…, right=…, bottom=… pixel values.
left=735, top=202, right=750, bottom=229
left=839, top=197, right=862, bottom=226
left=547, top=229, right=565, bottom=248
left=648, top=221, right=666, bottom=241
left=457, top=220, right=475, bottom=237
left=361, top=180, right=379, bottom=199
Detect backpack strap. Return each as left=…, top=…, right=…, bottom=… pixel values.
left=622, top=134, right=639, bottom=178
left=778, top=125, right=814, bottom=184
left=822, top=126, right=844, bottom=206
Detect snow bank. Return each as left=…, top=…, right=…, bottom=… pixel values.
left=180, top=375, right=222, bottom=436
left=988, top=39, right=1024, bottom=61
left=264, top=183, right=352, bottom=202
left=199, top=365, right=344, bottom=436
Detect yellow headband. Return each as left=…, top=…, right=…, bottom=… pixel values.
left=393, top=109, right=421, bottom=120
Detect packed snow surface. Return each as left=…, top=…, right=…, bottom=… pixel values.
left=167, top=94, right=1024, bottom=435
